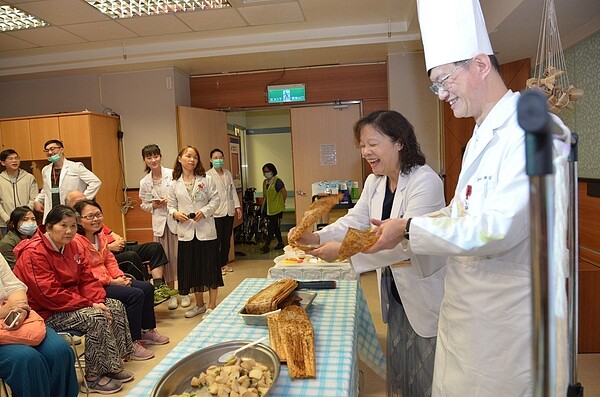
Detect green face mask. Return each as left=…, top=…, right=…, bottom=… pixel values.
left=48, top=154, right=61, bottom=163
left=212, top=159, right=224, bottom=168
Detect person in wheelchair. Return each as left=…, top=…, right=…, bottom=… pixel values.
left=73, top=199, right=169, bottom=362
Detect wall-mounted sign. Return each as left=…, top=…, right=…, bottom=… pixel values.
left=267, top=84, right=306, bottom=104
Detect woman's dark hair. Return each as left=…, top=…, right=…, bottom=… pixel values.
left=353, top=110, right=426, bottom=174
left=45, top=205, right=77, bottom=227
left=141, top=144, right=162, bottom=173
left=262, top=163, right=278, bottom=176
left=209, top=148, right=224, bottom=168
left=7, top=206, right=34, bottom=233
left=172, top=146, right=205, bottom=180
left=73, top=200, right=103, bottom=236
left=0, top=149, right=18, bottom=162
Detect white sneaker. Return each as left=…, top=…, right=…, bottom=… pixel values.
left=201, top=308, right=213, bottom=320
left=167, top=296, right=179, bottom=310
left=180, top=295, right=191, bottom=308
left=184, top=305, right=206, bottom=318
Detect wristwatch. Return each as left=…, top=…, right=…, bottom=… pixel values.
left=403, top=218, right=412, bottom=240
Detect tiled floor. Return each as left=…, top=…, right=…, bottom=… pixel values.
left=71, top=255, right=600, bottom=397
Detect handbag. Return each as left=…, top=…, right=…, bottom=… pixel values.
left=0, top=309, right=47, bottom=347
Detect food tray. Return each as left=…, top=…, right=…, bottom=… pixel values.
left=150, top=340, right=280, bottom=397
left=239, top=291, right=317, bottom=326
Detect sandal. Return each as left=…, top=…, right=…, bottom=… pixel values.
left=83, top=375, right=123, bottom=394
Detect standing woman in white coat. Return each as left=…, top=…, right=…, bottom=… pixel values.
left=167, top=146, right=222, bottom=319
left=206, top=148, right=242, bottom=274
left=293, top=110, right=446, bottom=397
left=139, top=144, right=184, bottom=310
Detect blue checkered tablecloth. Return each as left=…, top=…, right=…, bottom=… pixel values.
left=126, top=278, right=385, bottom=396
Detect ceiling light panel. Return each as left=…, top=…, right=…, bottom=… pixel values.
left=86, top=0, right=232, bottom=19
left=0, top=5, right=49, bottom=32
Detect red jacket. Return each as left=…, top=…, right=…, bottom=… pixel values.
left=73, top=233, right=124, bottom=286
left=13, top=229, right=106, bottom=320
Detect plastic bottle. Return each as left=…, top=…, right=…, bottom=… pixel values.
left=351, top=181, right=359, bottom=200
left=340, top=183, right=350, bottom=203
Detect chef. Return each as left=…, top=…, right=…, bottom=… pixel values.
left=365, top=0, right=571, bottom=395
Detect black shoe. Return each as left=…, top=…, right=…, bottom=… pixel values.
left=274, top=243, right=285, bottom=250
left=260, top=245, right=270, bottom=253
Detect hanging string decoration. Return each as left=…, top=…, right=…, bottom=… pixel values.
left=527, top=0, right=583, bottom=113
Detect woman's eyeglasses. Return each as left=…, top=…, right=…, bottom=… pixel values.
left=80, top=212, right=103, bottom=220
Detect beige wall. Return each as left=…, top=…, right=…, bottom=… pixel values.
left=387, top=52, right=442, bottom=174
left=0, top=68, right=189, bottom=197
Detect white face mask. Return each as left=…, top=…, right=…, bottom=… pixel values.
left=18, top=221, right=38, bottom=236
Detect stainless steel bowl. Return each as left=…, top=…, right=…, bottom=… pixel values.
left=151, top=340, right=280, bottom=397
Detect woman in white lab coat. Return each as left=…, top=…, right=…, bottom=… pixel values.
left=206, top=148, right=242, bottom=274
left=293, top=110, right=447, bottom=397
left=167, top=146, right=222, bottom=319
left=139, top=144, right=182, bottom=309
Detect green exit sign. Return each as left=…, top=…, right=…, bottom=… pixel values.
left=267, top=84, right=306, bottom=104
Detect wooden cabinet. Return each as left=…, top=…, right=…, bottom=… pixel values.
left=0, top=119, right=32, bottom=159
left=29, top=117, right=59, bottom=160
left=0, top=112, right=124, bottom=236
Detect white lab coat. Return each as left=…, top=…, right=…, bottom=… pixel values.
left=167, top=174, right=220, bottom=242
left=206, top=168, right=241, bottom=218
left=409, top=91, right=568, bottom=396
left=139, top=166, right=178, bottom=237
left=317, top=164, right=447, bottom=337
left=37, top=158, right=101, bottom=221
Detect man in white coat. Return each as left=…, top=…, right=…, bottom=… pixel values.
left=34, top=139, right=101, bottom=222
left=366, top=0, right=570, bottom=396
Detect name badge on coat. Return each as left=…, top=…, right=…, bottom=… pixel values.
left=194, top=191, right=206, bottom=202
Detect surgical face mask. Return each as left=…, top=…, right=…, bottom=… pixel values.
left=212, top=159, right=224, bottom=168
left=264, top=172, right=273, bottom=179
left=18, top=221, right=38, bottom=236
left=47, top=154, right=61, bottom=163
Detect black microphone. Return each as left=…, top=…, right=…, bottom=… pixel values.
left=188, top=212, right=196, bottom=219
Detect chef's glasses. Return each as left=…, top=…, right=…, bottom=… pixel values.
left=429, top=59, right=471, bottom=95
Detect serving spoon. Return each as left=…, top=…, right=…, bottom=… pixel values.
left=217, top=336, right=268, bottom=363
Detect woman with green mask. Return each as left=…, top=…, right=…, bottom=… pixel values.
left=260, top=163, right=287, bottom=253
left=206, top=148, right=242, bottom=274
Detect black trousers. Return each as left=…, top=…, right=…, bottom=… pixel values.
left=265, top=212, right=283, bottom=246
left=104, top=280, right=155, bottom=341
left=214, top=215, right=234, bottom=267
left=113, top=242, right=168, bottom=280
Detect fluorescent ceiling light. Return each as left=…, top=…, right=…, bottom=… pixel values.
left=86, top=0, right=232, bottom=19
left=0, top=5, right=49, bottom=32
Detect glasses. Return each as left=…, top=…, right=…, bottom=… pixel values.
left=429, top=59, right=471, bottom=95
left=80, top=212, right=103, bottom=220
left=44, top=146, right=62, bottom=154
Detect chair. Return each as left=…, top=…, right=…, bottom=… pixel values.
left=58, top=330, right=89, bottom=396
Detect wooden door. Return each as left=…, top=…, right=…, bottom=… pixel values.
left=29, top=117, right=60, bottom=160
left=0, top=119, right=32, bottom=159
left=290, top=104, right=363, bottom=225
left=177, top=106, right=228, bottom=165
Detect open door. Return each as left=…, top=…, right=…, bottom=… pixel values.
left=291, top=104, right=363, bottom=225
left=177, top=106, right=228, bottom=162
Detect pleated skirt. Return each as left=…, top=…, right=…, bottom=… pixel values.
left=177, top=236, right=223, bottom=294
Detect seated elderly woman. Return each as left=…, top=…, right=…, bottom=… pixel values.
left=0, top=254, right=79, bottom=397
left=73, top=199, right=169, bottom=361
left=13, top=205, right=134, bottom=395
left=0, top=206, right=38, bottom=269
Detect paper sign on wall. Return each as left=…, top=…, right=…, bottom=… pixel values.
left=320, top=144, right=337, bottom=166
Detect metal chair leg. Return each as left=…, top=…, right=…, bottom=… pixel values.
left=58, top=331, right=89, bottom=396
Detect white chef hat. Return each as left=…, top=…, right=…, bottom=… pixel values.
left=417, top=0, right=494, bottom=72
